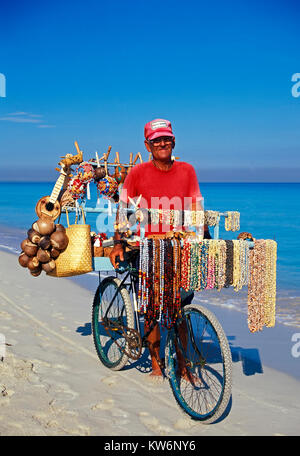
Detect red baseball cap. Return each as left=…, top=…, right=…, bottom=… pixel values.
left=144, top=118, right=175, bottom=141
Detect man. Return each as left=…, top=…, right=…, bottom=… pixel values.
left=110, top=118, right=210, bottom=379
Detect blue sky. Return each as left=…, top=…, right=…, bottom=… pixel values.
left=0, top=0, right=299, bottom=181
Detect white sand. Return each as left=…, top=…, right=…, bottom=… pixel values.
left=0, top=251, right=299, bottom=436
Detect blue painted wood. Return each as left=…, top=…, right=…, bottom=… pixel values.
left=93, top=257, right=114, bottom=271
left=213, top=224, right=219, bottom=240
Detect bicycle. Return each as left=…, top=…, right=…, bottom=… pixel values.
left=91, top=246, right=233, bottom=424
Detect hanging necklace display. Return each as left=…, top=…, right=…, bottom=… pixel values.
left=225, top=211, right=240, bottom=231
left=263, top=240, right=277, bottom=328
left=248, top=239, right=277, bottom=332
left=204, top=210, right=220, bottom=227
left=216, top=240, right=227, bottom=291
left=136, top=220, right=277, bottom=334
left=138, top=238, right=182, bottom=330
left=248, top=239, right=266, bottom=333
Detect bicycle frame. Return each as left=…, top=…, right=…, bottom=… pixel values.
left=98, top=261, right=161, bottom=352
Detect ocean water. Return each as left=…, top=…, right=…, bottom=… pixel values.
left=0, top=182, right=299, bottom=327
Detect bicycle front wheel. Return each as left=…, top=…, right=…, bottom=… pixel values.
left=92, top=276, right=134, bottom=371
left=165, top=303, right=232, bottom=423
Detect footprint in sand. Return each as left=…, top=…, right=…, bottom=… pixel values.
left=173, top=418, right=196, bottom=430
left=0, top=311, right=12, bottom=320
left=60, top=326, right=71, bottom=333
left=49, top=382, right=79, bottom=401
left=34, top=332, right=51, bottom=341
left=1, top=386, right=15, bottom=398
left=51, top=312, right=65, bottom=321
left=92, top=398, right=115, bottom=411
left=52, top=363, right=70, bottom=371
left=92, top=399, right=129, bottom=426
left=22, top=304, right=31, bottom=310
left=139, top=412, right=173, bottom=435
left=111, top=408, right=128, bottom=418
left=111, top=407, right=129, bottom=425
left=101, top=376, right=118, bottom=387
left=31, top=359, right=52, bottom=375
left=0, top=386, right=14, bottom=407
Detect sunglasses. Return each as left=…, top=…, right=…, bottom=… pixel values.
left=148, top=136, right=174, bottom=146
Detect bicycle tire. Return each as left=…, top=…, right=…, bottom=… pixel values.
left=92, top=276, right=134, bottom=371
left=165, top=303, right=232, bottom=423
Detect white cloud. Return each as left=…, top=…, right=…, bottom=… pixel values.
left=0, top=115, right=41, bottom=123
left=0, top=112, right=54, bottom=127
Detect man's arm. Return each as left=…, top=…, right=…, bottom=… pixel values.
left=109, top=205, right=126, bottom=269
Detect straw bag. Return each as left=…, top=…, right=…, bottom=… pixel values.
left=48, top=208, right=92, bottom=277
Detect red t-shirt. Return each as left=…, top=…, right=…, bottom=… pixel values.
left=120, top=161, right=202, bottom=236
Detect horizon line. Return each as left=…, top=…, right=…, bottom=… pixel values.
left=0, top=180, right=300, bottom=184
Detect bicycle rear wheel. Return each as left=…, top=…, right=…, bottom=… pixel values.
left=92, top=276, right=134, bottom=371
left=165, top=303, right=232, bottom=423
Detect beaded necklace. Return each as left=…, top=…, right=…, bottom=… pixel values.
left=181, top=239, right=192, bottom=291
left=224, top=240, right=234, bottom=287
left=190, top=241, right=199, bottom=290
left=248, top=239, right=266, bottom=332
left=217, top=240, right=227, bottom=291
left=204, top=210, right=220, bottom=227
left=138, top=236, right=276, bottom=334
left=225, top=211, right=240, bottom=232
left=206, top=240, right=217, bottom=289
left=263, top=240, right=277, bottom=328
left=162, top=239, right=174, bottom=328
left=199, top=240, right=208, bottom=290
left=180, top=239, right=188, bottom=291
left=232, top=240, right=241, bottom=291
left=158, top=239, right=165, bottom=320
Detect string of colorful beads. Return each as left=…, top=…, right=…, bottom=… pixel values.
left=264, top=240, right=277, bottom=328
left=138, top=238, right=277, bottom=333
left=147, top=209, right=204, bottom=228
left=248, top=239, right=277, bottom=332
left=225, top=211, right=240, bottom=232
left=248, top=239, right=266, bottom=332
left=204, top=210, right=220, bottom=226
left=138, top=238, right=182, bottom=329
left=217, top=240, right=227, bottom=290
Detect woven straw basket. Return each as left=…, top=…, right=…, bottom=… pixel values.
left=48, top=209, right=92, bottom=277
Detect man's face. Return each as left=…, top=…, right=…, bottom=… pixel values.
left=145, top=136, right=175, bottom=161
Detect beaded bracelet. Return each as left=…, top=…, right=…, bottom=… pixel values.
left=204, top=210, right=220, bottom=227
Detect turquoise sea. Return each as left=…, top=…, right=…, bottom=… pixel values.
left=0, top=182, right=299, bottom=327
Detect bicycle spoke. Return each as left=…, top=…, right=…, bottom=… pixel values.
left=166, top=304, right=232, bottom=422
left=92, top=277, right=135, bottom=370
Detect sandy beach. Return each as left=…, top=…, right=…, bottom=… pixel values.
left=0, top=250, right=299, bottom=436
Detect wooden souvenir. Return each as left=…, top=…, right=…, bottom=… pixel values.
left=36, top=141, right=83, bottom=220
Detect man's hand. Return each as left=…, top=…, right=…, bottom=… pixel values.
left=109, top=244, right=125, bottom=269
